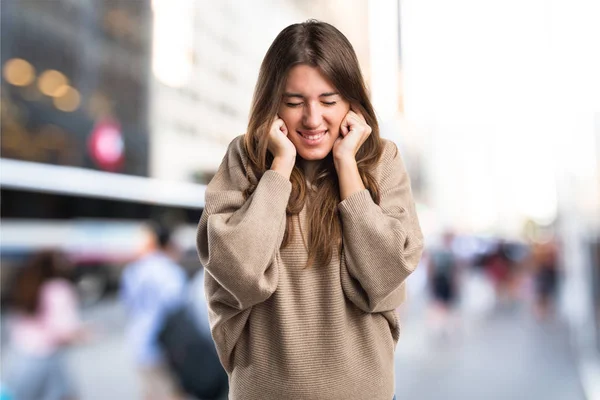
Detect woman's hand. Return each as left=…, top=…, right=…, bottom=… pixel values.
left=333, top=108, right=370, bottom=199
left=268, top=116, right=296, bottom=178
left=268, top=116, right=296, bottom=160
left=333, top=108, right=372, bottom=164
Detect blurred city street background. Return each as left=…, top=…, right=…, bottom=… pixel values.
left=1, top=0, right=599, bottom=399
left=0, top=282, right=587, bottom=400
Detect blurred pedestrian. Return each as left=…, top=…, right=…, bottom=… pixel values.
left=484, top=240, right=519, bottom=309
left=531, top=237, right=560, bottom=320
left=426, top=232, right=460, bottom=338
left=4, top=250, right=88, bottom=400
left=197, top=20, right=423, bottom=400
left=120, top=223, right=187, bottom=400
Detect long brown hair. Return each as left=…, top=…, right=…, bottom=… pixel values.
left=244, top=20, right=384, bottom=267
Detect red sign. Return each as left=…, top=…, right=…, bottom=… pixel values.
left=88, top=120, right=124, bottom=171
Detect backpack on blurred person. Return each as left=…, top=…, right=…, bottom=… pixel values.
left=157, top=270, right=229, bottom=400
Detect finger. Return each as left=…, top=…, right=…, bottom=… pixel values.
left=346, top=109, right=359, bottom=128
left=280, top=122, right=288, bottom=135
left=347, top=111, right=370, bottom=136
left=340, top=116, right=350, bottom=137
left=346, top=113, right=359, bottom=126
left=346, top=109, right=366, bottom=125
left=273, top=117, right=286, bottom=132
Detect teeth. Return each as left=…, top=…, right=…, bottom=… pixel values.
left=302, top=132, right=325, bottom=140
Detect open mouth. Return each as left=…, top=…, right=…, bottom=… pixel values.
left=298, top=130, right=327, bottom=144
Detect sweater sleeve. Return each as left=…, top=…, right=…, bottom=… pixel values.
left=338, top=140, right=424, bottom=313
left=196, top=136, right=291, bottom=372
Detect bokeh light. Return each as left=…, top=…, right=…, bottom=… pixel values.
left=38, top=69, right=69, bottom=97
left=53, top=86, right=80, bottom=112
left=3, top=58, right=36, bottom=86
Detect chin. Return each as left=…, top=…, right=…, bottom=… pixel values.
left=297, top=147, right=333, bottom=161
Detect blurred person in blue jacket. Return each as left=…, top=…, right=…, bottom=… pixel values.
left=4, top=250, right=89, bottom=400
left=120, top=223, right=187, bottom=400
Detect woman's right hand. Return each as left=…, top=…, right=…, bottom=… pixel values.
left=267, top=116, right=296, bottom=160
left=268, top=117, right=296, bottom=178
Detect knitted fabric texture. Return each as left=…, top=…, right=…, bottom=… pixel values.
left=197, top=135, right=423, bottom=400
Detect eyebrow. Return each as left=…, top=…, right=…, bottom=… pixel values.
left=283, top=92, right=340, bottom=99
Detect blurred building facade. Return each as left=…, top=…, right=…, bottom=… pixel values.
left=1, top=0, right=185, bottom=304
left=1, top=0, right=152, bottom=177
left=0, top=0, right=167, bottom=220
left=0, top=0, right=379, bottom=303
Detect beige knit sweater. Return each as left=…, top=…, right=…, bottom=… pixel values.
left=196, top=135, right=423, bottom=400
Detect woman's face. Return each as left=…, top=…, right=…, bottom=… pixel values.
left=278, top=64, right=350, bottom=161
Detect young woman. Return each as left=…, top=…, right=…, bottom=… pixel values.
left=197, top=20, right=423, bottom=400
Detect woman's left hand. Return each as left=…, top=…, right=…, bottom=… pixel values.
left=333, top=108, right=372, bottom=163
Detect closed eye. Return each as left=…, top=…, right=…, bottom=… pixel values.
left=285, top=102, right=337, bottom=107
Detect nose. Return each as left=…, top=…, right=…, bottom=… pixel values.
left=302, top=102, right=323, bottom=129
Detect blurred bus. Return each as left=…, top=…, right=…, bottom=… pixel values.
left=1, top=158, right=205, bottom=306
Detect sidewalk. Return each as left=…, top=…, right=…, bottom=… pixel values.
left=394, top=292, right=586, bottom=400
left=3, top=293, right=587, bottom=400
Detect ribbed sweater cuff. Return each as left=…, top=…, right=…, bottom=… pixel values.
left=338, top=189, right=374, bottom=220
left=261, top=170, right=292, bottom=204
